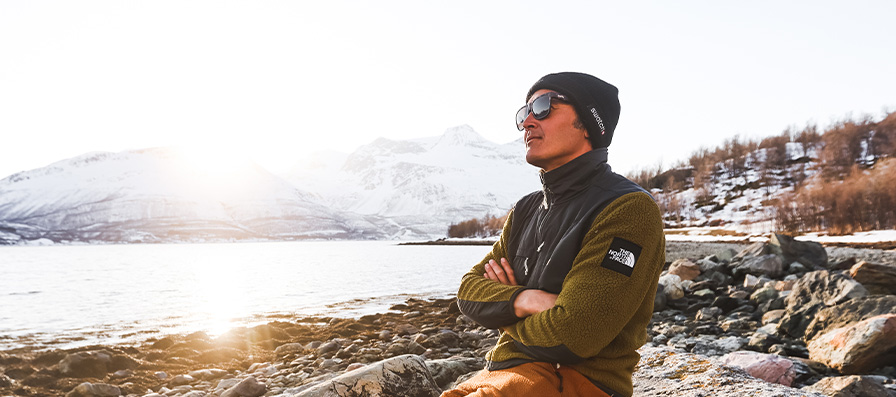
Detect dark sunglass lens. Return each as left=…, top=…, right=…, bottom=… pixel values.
left=532, top=95, right=553, bottom=119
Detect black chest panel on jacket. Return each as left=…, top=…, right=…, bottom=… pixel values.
left=506, top=156, right=646, bottom=294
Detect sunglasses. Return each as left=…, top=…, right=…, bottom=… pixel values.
left=515, top=92, right=569, bottom=131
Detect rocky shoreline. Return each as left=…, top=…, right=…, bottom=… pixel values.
left=2, top=240, right=895, bottom=397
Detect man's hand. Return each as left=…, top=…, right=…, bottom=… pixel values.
left=483, top=257, right=558, bottom=318
left=483, top=258, right=517, bottom=285
left=513, top=289, right=558, bottom=318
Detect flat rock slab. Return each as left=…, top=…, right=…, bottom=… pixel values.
left=634, top=346, right=825, bottom=397
left=288, top=354, right=440, bottom=397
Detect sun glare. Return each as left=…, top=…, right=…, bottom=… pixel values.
left=176, top=145, right=260, bottom=198
left=188, top=254, right=250, bottom=337
left=180, top=146, right=252, bottom=176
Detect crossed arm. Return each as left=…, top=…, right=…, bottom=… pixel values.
left=483, top=257, right=557, bottom=318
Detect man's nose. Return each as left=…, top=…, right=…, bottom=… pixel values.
left=522, top=111, right=539, bottom=131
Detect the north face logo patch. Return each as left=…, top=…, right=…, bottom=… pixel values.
left=600, top=237, right=642, bottom=277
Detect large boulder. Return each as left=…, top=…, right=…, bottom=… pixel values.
left=777, top=271, right=868, bottom=339
left=732, top=254, right=784, bottom=279
left=769, top=234, right=828, bottom=269
left=807, top=314, right=896, bottom=374
left=732, top=242, right=773, bottom=262
left=801, top=375, right=892, bottom=397
left=803, top=295, right=896, bottom=341
left=718, top=351, right=797, bottom=387
left=849, top=261, right=896, bottom=295
left=292, top=354, right=440, bottom=397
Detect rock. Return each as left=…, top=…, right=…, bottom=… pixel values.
left=802, top=375, right=891, bottom=397
left=713, top=248, right=739, bottom=263
left=64, top=382, right=121, bottom=397
left=58, top=350, right=113, bottom=378
left=170, top=374, right=195, bottom=386
left=190, top=368, right=229, bottom=380
left=743, top=274, right=762, bottom=288
left=804, top=295, right=896, bottom=341
left=733, top=254, right=783, bottom=279
left=748, top=332, right=783, bottom=353
left=292, top=354, right=441, bottom=397
left=733, top=242, right=773, bottom=262
left=634, top=346, right=824, bottom=396
left=109, top=354, right=139, bottom=371
left=407, top=341, right=426, bottom=355
left=808, top=314, right=896, bottom=374
left=275, top=343, right=307, bottom=357
left=216, top=378, right=242, bottom=393
left=151, top=337, right=176, bottom=350
left=394, top=324, right=418, bottom=336
left=346, top=363, right=366, bottom=372
left=762, top=309, right=786, bottom=325
left=422, top=331, right=460, bottom=349
left=0, top=374, right=14, bottom=388
left=775, top=279, right=796, bottom=291
left=669, top=259, right=701, bottom=281
left=750, top=286, right=779, bottom=306
left=317, top=341, right=341, bottom=356
left=769, top=234, right=828, bottom=269
left=719, top=350, right=797, bottom=386
left=850, top=261, right=896, bottom=295
left=692, top=336, right=745, bottom=356
left=778, top=270, right=868, bottom=339
left=425, top=357, right=483, bottom=389
left=695, top=306, right=722, bottom=321
left=221, top=376, right=266, bottom=397
left=658, top=274, right=685, bottom=300
left=711, top=296, right=742, bottom=314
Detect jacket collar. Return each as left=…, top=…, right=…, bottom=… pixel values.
left=539, top=148, right=609, bottom=204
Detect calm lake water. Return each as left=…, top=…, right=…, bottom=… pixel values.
left=0, top=241, right=491, bottom=351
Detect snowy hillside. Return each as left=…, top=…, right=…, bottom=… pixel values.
left=652, top=140, right=821, bottom=236
left=0, top=148, right=384, bottom=244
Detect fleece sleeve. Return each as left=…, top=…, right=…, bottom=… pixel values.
left=455, top=210, right=530, bottom=329
left=501, top=192, right=665, bottom=363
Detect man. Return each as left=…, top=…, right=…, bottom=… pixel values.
left=442, top=72, right=665, bottom=397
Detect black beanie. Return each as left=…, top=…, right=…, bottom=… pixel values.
left=526, top=72, right=620, bottom=148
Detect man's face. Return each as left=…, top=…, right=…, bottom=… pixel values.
left=522, top=89, right=593, bottom=172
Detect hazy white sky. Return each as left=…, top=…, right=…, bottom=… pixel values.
left=2, top=1, right=894, bottom=179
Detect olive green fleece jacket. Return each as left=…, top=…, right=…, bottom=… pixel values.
left=456, top=167, right=665, bottom=396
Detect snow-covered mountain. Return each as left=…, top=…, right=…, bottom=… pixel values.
left=282, top=125, right=541, bottom=237
left=0, top=126, right=543, bottom=244
left=0, top=147, right=386, bottom=244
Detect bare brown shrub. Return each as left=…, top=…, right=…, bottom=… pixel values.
left=869, top=110, right=896, bottom=159
left=774, top=159, right=896, bottom=234
left=820, top=116, right=875, bottom=176
left=447, top=213, right=509, bottom=238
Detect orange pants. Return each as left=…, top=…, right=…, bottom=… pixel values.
left=440, top=362, right=611, bottom=397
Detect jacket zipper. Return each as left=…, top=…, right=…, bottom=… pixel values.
left=532, top=186, right=554, bottom=282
